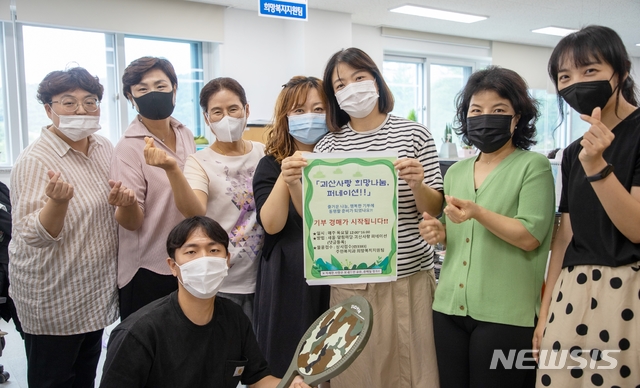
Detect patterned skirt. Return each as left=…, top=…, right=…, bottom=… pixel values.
left=537, top=261, right=640, bottom=387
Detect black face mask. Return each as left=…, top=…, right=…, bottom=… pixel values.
left=466, top=114, right=514, bottom=154
left=133, top=90, right=175, bottom=120
left=559, top=80, right=613, bottom=115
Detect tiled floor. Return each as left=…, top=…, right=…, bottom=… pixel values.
left=0, top=319, right=120, bottom=387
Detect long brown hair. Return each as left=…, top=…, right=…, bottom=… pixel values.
left=265, top=76, right=327, bottom=163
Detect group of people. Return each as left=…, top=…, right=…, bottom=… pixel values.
left=4, top=24, right=638, bottom=388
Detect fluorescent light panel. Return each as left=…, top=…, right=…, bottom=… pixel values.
left=532, top=27, right=577, bottom=37
left=390, top=5, right=487, bottom=23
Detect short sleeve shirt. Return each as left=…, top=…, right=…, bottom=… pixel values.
left=559, top=108, right=640, bottom=268
left=100, top=291, right=271, bottom=388
left=432, top=149, right=556, bottom=327
left=314, top=114, right=443, bottom=277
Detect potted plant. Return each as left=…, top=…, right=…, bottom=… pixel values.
left=460, top=144, right=476, bottom=158
left=439, top=123, right=458, bottom=158
left=407, top=109, right=417, bottom=122
left=194, top=135, right=209, bottom=150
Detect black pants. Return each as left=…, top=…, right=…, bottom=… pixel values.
left=24, top=329, right=103, bottom=388
left=433, top=311, right=536, bottom=388
left=118, top=268, right=178, bottom=321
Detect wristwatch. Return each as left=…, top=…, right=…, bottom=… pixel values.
left=586, top=164, right=614, bottom=182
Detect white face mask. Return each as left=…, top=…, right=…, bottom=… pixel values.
left=208, top=114, right=246, bottom=143
left=176, top=256, right=228, bottom=299
left=335, top=79, right=379, bottom=119
left=51, top=111, right=101, bottom=142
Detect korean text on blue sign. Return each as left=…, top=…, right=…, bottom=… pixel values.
left=259, top=0, right=307, bottom=20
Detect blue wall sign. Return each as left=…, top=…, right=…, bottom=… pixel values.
left=259, top=0, right=307, bottom=21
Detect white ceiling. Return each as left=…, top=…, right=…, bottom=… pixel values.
left=190, top=0, right=640, bottom=57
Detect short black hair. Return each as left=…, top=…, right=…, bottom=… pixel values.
left=37, top=67, right=104, bottom=105
left=454, top=66, right=539, bottom=150
left=548, top=25, right=638, bottom=119
left=323, top=48, right=394, bottom=132
left=166, top=216, right=229, bottom=259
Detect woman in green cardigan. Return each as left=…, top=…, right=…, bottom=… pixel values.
left=420, top=66, right=556, bottom=388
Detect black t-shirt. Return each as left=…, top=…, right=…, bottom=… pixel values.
left=559, top=108, right=640, bottom=267
left=100, top=291, right=271, bottom=388
left=253, top=154, right=303, bottom=260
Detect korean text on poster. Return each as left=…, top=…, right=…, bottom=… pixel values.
left=302, top=151, right=398, bottom=285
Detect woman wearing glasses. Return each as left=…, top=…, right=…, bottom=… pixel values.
left=10, top=67, right=136, bottom=386
left=111, top=57, right=196, bottom=320
left=144, top=77, right=264, bottom=319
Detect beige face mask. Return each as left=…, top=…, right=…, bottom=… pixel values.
left=51, top=110, right=101, bottom=141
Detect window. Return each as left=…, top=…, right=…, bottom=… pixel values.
left=0, top=30, right=6, bottom=165
left=428, top=62, right=473, bottom=147
left=529, top=91, right=590, bottom=153
left=383, top=54, right=589, bottom=154
left=383, top=57, right=423, bottom=123
left=530, top=89, right=562, bottom=152
left=383, top=56, right=478, bottom=152
left=0, top=23, right=209, bottom=168
left=568, top=108, right=590, bottom=143
left=124, top=36, right=205, bottom=136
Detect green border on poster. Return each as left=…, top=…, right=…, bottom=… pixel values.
left=302, top=155, right=398, bottom=284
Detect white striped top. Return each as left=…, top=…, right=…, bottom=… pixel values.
left=9, top=128, right=119, bottom=335
left=314, top=114, right=443, bottom=278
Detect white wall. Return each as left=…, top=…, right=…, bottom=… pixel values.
left=352, top=24, right=384, bottom=68
left=380, top=27, right=492, bottom=63
left=492, top=41, right=554, bottom=92
left=303, top=9, right=352, bottom=78
left=220, top=9, right=288, bottom=122
left=221, top=8, right=351, bottom=122
left=17, top=0, right=225, bottom=42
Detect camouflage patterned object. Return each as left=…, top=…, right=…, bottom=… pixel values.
left=276, top=295, right=373, bottom=388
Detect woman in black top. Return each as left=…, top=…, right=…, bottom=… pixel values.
left=533, top=25, right=640, bottom=387
left=252, top=76, right=330, bottom=379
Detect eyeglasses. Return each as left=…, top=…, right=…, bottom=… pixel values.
left=50, top=97, right=100, bottom=113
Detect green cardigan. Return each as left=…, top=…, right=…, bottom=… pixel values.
left=433, top=149, right=555, bottom=327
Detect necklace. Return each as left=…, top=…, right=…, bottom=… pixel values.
left=215, top=140, right=246, bottom=156
left=480, top=156, right=500, bottom=165
left=138, top=116, right=171, bottom=142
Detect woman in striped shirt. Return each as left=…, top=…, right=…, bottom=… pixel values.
left=314, top=47, right=444, bottom=388
left=10, top=67, right=136, bottom=387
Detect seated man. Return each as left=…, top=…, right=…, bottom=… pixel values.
left=100, top=216, right=311, bottom=388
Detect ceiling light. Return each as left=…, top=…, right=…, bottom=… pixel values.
left=532, top=27, right=578, bottom=37
left=390, top=5, right=487, bottom=23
